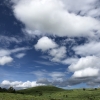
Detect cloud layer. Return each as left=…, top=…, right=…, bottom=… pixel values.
left=2, top=0, right=99, bottom=88
left=0, top=80, right=44, bottom=90
left=11, top=0, right=100, bottom=37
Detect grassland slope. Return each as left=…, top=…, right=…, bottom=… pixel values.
left=17, top=85, right=65, bottom=95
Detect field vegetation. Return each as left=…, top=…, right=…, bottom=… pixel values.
left=0, top=86, right=100, bottom=100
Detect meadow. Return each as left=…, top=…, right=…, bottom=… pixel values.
left=0, top=86, right=100, bottom=100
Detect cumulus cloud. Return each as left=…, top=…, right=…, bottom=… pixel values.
left=69, top=56, right=100, bottom=72
left=73, top=41, right=100, bottom=56
left=64, top=0, right=100, bottom=19
left=49, top=46, right=66, bottom=62
left=34, top=37, right=67, bottom=63
left=63, top=0, right=98, bottom=15
left=68, top=56, right=100, bottom=78
left=0, top=80, right=44, bottom=90
left=15, top=53, right=26, bottom=58
left=7, top=0, right=100, bottom=87
left=34, top=36, right=58, bottom=51
left=35, top=56, right=100, bottom=86
left=0, top=56, right=13, bottom=65
left=11, top=0, right=100, bottom=37
left=62, top=57, right=79, bottom=65
left=72, top=68, right=99, bottom=77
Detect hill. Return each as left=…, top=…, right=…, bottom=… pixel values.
left=17, top=85, right=65, bottom=95
left=1, top=87, right=100, bottom=100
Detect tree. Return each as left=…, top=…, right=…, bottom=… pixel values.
left=8, top=87, right=15, bottom=93
left=2, top=88, right=7, bottom=92
left=83, top=88, right=85, bottom=91
left=0, top=87, right=2, bottom=92
left=95, top=88, right=97, bottom=90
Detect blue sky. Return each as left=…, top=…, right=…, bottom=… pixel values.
left=0, top=0, right=100, bottom=89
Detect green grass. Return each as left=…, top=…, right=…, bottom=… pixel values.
left=18, top=85, right=64, bottom=94
left=0, top=86, right=100, bottom=100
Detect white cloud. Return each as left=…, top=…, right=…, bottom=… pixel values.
left=34, top=36, right=58, bottom=51
left=1, top=80, right=44, bottom=90
left=34, top=60, right=55, bottom=66
left=69, top=56, right=100, bottom=72
left=49, top=46, right=66, bottom=62
left=0, top=35, right=35, bottom=47
left=0, top=35, right=21, bottom=44
left=32, top=70, right=66, bottom=81
left=15, top=53, right=26, bottom=58
left=0, top=56, right=13, bottom=65
left=49, top=72, right=66, bottom=81
left=11, top=0, right=100, bottom=37
left=31, top=70, right=47, bottom=78
left=68, top=56, right=100, bottom=78
left=72, top=68, right=99, bottom=77
left=88, top=8, right=100, bottom=17
left=34, top=37, right=66, bottom=63
left=0, top=47, right=29, bottom=57
left=63, top=0, right=97, bottom=15
left=62, top=57, right=79, bottom=65
left=62, top=0, right=100, bottom=22
left=7, top=0, right=100, bottom=87
left=11, top=47, right=30, bottom=53
left=0, top=50, right=10, bottom=57
left=73, top=41, right=100, bottom=56
left=0, top=47, right=30, bottom=65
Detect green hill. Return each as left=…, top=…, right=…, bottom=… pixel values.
left=1, top=87, right=100, bottom=100
left=17, top=85, right=65, bottom=95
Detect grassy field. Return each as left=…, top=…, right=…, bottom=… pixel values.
left=0, top=86, right=100, bottom=100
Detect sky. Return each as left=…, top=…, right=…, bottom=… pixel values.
left=0, top=0, right=100, bottom=90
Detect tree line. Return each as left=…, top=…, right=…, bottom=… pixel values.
left=0, top=87, right=16, bottom=93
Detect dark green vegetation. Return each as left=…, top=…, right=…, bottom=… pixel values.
left=0, top=87, right=15, bottom=93
left=18, top=85, right=64, bottom=95
left=0, top=86, right=100, bottom=100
